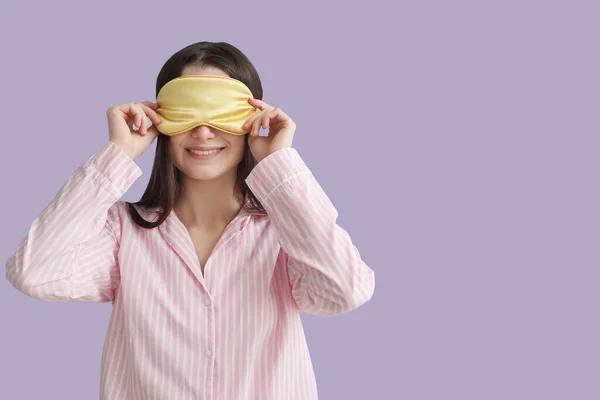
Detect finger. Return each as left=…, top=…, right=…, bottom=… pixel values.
left=258, top=109, right=279, bottom=131
left=242, top=118, right=252, bottom=132
left=245, top=111, right=263, bottom=130
left=142, top=101, right=160, bottom=110
left=141, top=111, right=148, bottom=135
left=134, top=104, right=144, bottom=134
left=128, top=103, right=140, bottom=132
left=256, top=113, right=270, bottom=134
left=262, top=113, right=270, bottom=129
left=248, top=98, right=272, bottom=111
left=267, top=108, right=291, bottom=130
left=114, top=104, right=135, bottom=128
left=250, top=117, right=258, bottom=136
left=252, top=115, right=263, bottom=136
left=135, top=104, right=150, bottom=135
left=272, top=107, right=288, bottom=120
left=132, top=104, right=144, bottom=134
left=249, top=98, right=270, bottom=109
left=139, top=102, right=162, bottom=125
left=243, top=110, right=264, bottom=132
left=123, top=111, right=134, bottom=127
left=135, top=103, right=149, bottom=135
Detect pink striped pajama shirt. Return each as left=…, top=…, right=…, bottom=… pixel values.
left=6, top=140, right=375, bottom=399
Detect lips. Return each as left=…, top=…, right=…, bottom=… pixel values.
left=186, top=147, right=225, bottom=160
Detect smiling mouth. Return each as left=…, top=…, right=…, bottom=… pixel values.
left=187, top=147, right=225, bottom=153
left=186, top=147, right=225, bottom=159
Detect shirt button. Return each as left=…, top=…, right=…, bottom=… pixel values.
left=204, top=298, right=211, bottom=306
left=205, top=350, right=212, bottom=358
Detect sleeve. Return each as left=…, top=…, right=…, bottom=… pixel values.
left=245, top=147, right=375, bottom=316
left=5, top=141, right=142, bottom=303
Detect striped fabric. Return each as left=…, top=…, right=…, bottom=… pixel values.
left=5, top=140, right=375, bottom=399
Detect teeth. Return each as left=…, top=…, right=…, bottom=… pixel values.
left=189, top=148, right=221, bottom=155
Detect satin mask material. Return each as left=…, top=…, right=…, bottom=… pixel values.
left=155, top=75, right=257, bottom=136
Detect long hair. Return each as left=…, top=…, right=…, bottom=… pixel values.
left=125, top=41, right=267, bottom=228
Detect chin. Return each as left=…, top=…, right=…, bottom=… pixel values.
left=182, top=169, right=225, bottom=181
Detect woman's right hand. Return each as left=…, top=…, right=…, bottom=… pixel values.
left=106, top=101, right=162, bottom=160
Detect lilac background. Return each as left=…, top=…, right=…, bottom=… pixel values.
left=1, top=1, right=599, bottom=399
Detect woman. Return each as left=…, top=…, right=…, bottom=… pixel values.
left=6, top=41, right=375, bottom=399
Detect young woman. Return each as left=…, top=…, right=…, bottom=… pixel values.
left=5, top=41, right=375, bottom=400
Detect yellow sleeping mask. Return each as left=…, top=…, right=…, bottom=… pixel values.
left=155, top=75, right=257, bottom=136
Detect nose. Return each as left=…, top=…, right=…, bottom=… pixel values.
left=190, top=125, right=216, bottom=139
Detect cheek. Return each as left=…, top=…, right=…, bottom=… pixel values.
left=231, top=136, right=247, bottom=157
left=168, top=145, right=178, bottom=161
left=168, top=138, right=185, bottom=165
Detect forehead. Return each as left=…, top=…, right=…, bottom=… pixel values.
left=181, top=64, right=228, bottom=77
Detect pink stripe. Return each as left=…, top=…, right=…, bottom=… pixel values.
left=5, top=144, right=374, bottom=399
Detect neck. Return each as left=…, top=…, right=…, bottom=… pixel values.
left=173, top=169, right=243, bottom=230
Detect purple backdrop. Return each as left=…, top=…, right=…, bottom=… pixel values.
left=1, top=1, right=599, bottom=399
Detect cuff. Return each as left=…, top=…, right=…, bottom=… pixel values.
left=86, top=141, right=143, bottom=194
left=245, top=147, right=310, bottom=201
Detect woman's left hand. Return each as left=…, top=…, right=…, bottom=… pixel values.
left=243, top=98, right=296, bottom=163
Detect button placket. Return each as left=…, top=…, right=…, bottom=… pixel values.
left=203, top=287, right=215, bottom=400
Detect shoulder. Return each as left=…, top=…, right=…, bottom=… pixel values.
left=106, top=201, right=157, bottom=232
left=107, top=200, right=132, bottom=220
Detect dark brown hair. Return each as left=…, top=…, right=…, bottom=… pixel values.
left=126, top=41, right=267, bottom=228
